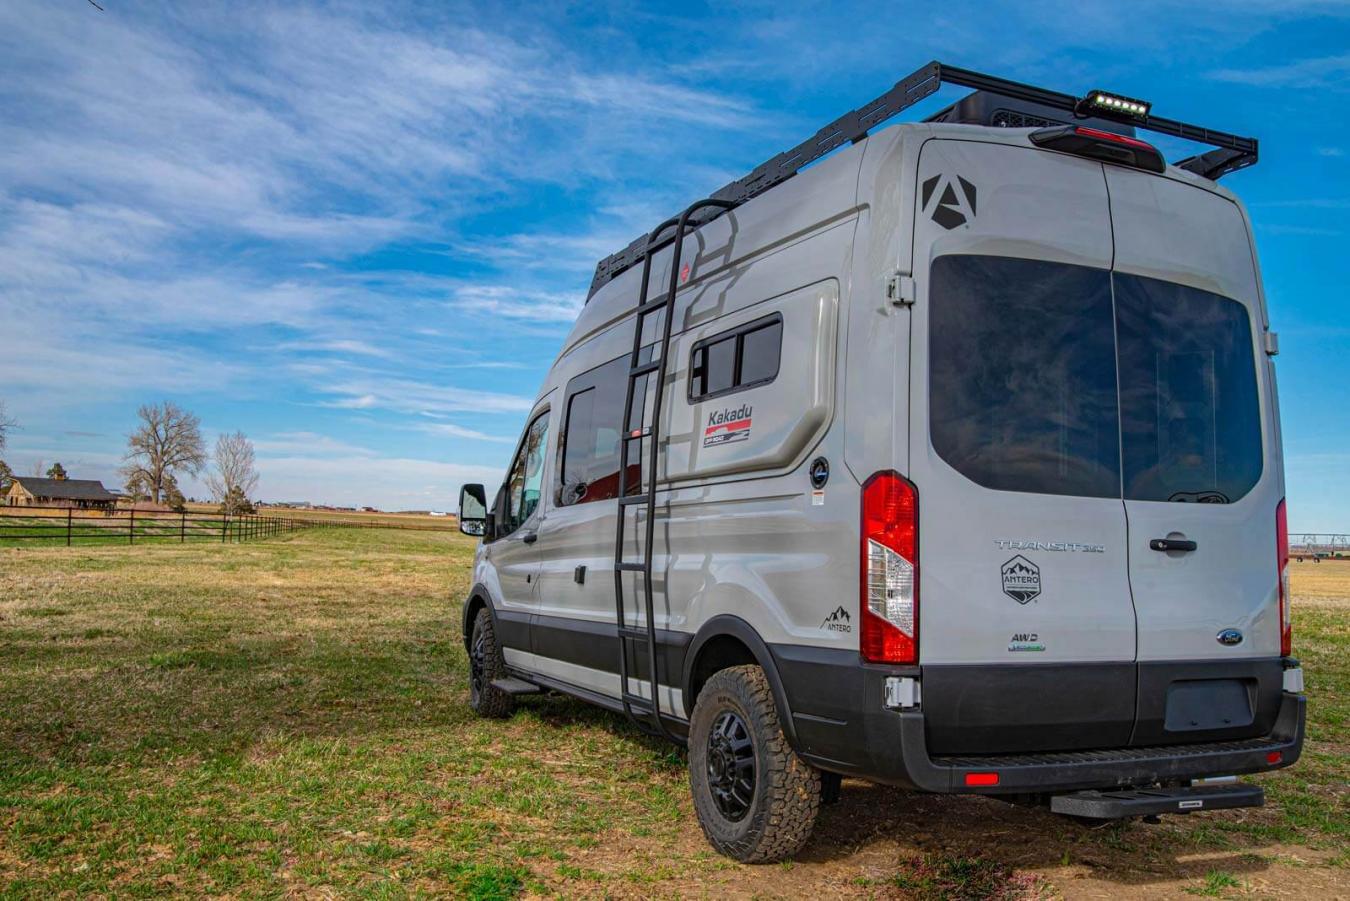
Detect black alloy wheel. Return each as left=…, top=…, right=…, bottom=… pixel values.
left=706, top=710, right=756, bottom=821
left=688, top=664, right=821, bottom=862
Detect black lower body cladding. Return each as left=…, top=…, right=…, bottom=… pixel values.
left=474, top=594, right=1304, bottom=795
left=767, top=643, right=1304, bottom=793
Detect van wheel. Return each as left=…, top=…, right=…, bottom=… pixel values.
left=688, top=664, right=821, bottom=862
left=468, top=608, right=515, bottom=718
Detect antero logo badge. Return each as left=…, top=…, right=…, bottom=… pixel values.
left=821, top=605, right=851, bottom=633
left=921, top=173, right=978, bottom=230
left=1000, top=555, right=1041, bottom=605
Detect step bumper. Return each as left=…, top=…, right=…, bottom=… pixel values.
left=1049, top=783, right=1264, bottom=819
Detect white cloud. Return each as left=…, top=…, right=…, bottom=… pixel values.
left=415, top=423, right=514, bottom=444
left=252, top=432, right=380, bottom=457
left=453, top=285, right=585, bottom=322
left=318, top=378, right=535, bottom=416
left=1208, top=53, right=1350, bottom=88
left=274, top=339, right=396, bottom=359
left=255, top=453, right=503, bottom=509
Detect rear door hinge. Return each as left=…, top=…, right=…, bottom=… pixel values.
left=887, top=274, right=916, bottom=307
left=1265, top=331, right=1280, bottom=356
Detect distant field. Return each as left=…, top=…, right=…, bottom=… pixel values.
left=188, top=503, right=461, bottom=530
left=0, top=535, right=1345, bottom=898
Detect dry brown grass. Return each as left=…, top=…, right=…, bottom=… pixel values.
left=0, top=530, right=1345, bottom=899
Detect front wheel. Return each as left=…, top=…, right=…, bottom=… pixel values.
left=688, top=664, right=821, bottom=862
left=468, top=607, right=515, bottom=718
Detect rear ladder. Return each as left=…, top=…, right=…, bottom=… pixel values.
left=612, top=197, right=735, bottom=741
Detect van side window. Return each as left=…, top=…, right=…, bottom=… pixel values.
left=689, top=314, right=783, bottom=402
left=929, top=255, right=1122, bottom=499
left=558, top=351, right=650, bottom=506
left=1115, top=274, right=1262, bottom=503
left=503, top=411, right=550, bottom=533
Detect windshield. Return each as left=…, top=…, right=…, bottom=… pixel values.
left=929, top=255, right=1263, bottom=502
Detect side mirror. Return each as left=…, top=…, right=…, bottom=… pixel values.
left=458, top=483, right=487, bottom=537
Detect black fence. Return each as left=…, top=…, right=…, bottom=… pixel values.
left=0, top=507, right=321, bottom=546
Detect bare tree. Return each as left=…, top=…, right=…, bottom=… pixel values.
left=207, top=431, right=260, bottom=515
left=0, top=400, right=15, bottom=454
left=122, top=402, right=206, bottom=505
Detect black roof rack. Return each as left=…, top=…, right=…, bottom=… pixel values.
left=587, top=60, right=1259, bottom=299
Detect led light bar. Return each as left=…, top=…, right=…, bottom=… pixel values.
left=1082, top=89, right=1151, bottom=120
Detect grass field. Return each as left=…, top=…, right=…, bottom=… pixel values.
left=0, top=530, right=1345, bottom=899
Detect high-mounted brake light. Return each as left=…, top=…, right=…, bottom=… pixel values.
left=861, top=472, right=918, bottom=664
left=1277, top=499, right=1291, bottom=657
left=1080, top=89, right=1152, bottom=120
left=1029, top=124, right=1167, bottom=174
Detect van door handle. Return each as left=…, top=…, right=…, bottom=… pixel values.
left=521, top=531, right=538, bottom=544
left=1150, top=537, right=1197, bottom=552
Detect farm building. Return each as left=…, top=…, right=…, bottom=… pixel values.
left=5, top=476, right=117, bottom=511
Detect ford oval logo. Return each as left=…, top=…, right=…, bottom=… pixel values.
left=1217, top=628, right=1244, bottom=646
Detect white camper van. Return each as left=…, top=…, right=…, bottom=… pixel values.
left=456, top=62, right=1304, bottom=862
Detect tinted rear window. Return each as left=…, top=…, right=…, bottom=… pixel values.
left=929, top=255, right=1122, bottom=498
left=1115, top=273, right=1263, bottom=503
left=929, top=255, right=1264, bottom=503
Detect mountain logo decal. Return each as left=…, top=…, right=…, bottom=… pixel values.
left=921, top=173, right=978, bottom=230
left=1000, top=555, right=1041, bottom=605
left=821, top=605, right=852, bottom=633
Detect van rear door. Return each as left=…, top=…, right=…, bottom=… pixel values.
left=908, top=138, right=1137, bottom=754
left=1105, top=169, right=1285, bottom=745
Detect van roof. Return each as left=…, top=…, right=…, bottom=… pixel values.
left=585, top=60, right=1260, bottom=301
left=564, top=117, right=1255, bottom=364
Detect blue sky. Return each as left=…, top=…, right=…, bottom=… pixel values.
left=0, top=1, right=1346, bottom=526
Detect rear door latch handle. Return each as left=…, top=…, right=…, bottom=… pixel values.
left=1150, top=537, right=1197, bottom=552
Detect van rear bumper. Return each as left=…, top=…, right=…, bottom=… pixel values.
left=845, top=690, right=1305, bottom=794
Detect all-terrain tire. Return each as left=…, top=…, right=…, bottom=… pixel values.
left=688, top=664, right=821, bottom=863
left=468, top=607, right=515, bottom=719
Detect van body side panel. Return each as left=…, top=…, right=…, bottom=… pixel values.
left=909, top=139, right=1138, bottom=754
left=843, top=128, right=924, bottom=487
left=657, top=222, right=857, bottom=654
left=1104, top=168, right=1283, bottom=664
left=660, top=277, right=840, bottom=482
left=527, top=183, right=860, bottom=710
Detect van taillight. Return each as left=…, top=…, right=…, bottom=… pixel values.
left=1277, top=499, right=1291, bottom=657
left=861, top=472, right=918, bottom=664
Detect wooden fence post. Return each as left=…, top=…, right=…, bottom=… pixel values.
left=222, top=515, right=227, bottom=543
left=67, top=508, right=72, bottom=547
left=129, top=508, right=135, bottom=545
left=181, top=511, right=187, bottom=543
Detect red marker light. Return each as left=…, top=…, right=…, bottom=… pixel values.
left=1266, top=751, right=1283, bottom=765
left=964, top=772, right=999, bottom=787
left=1073, top=126, right=1156, bottom=151
left=680, top=263, right=691, bottom=284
